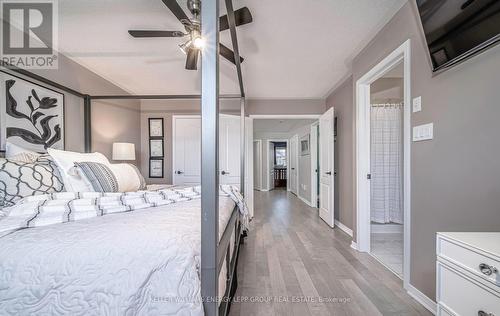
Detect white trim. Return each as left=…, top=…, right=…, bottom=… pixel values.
left=253, top=139, right=263, bottom=190
left=298, top=194, right=314, bottom=208
left=249, top=114, right=321, bottom=119
left=355, top=39, right=412, bottom=290
left=407, top=284, right=437, bottom=315
left=335, top=220, right=353, bottom=237
left=350, top=241, right=358, bottom=250
left=310, top=122, right=319, bottom=208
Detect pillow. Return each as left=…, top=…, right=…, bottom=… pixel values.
left=47, top=148, right=110, bottom=192
left=74, top=162, right=119, bottom=193
left=108, top=163, right=147, bottom=192
left=5, top=142, right=41, bottom=162
left=0, top=155, right=65, bottom=208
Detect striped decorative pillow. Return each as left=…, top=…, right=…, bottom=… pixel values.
left=74, top=162, right=119, bottom=193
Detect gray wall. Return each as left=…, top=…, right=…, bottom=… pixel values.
left=7, top=53, right=141, bottom=161
left=326, top=1, right=500, bottom=300
left=326, top=77, right=354, bottom=230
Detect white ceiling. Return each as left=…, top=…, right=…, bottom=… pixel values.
left=253, top=119, right=317, bottom=133
left=58, top=0, right=406, bottom=98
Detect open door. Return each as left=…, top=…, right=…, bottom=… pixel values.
left=289, top=135, right=298, bottom=195
left=319, top=107, right=335, bottom=227
left=268, top=142, right=275, bottom=190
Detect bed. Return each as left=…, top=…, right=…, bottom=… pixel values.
left=0, top=186, right=247, bottom=315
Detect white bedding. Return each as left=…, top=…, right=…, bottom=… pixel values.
left=0, top=194, right=240, bottom=315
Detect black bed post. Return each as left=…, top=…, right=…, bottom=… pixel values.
left=83, top=95, right=92, bottom=153
left=200, top=0, right=220, bottom=314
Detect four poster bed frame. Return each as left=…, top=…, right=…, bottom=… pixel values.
left=3, top=0, right=245, bottom=315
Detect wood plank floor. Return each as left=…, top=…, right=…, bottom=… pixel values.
left=229, top=189, right=432, bottom=316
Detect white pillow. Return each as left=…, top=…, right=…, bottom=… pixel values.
left=47, top=148, right=110, bottom=192
left=108, top=163, right=146, bottom=192
left=5, top=142, right=40, bottom=159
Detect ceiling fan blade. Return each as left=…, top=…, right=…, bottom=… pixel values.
left=185, top=48, right=199, bottom=70
left=219, top=7, right=253, bottom=31
left=219, top=43, right=244, bottom=65
left=128, top=30, right=185, bottom=38
left=161, top=0, right=192, bottom=25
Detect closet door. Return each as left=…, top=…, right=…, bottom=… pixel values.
left=319, top=107, right=335, bottom=227
left=219, top=115, right=241, bottom=186
left=173, top=116, right=201, bottom=186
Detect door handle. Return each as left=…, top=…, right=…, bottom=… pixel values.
left=291, top=168, right=295, bottom=170
left=176, top=170, right=184, bottom=175
left=326, top=171, right=332, bottom=175
left=221, top=170, right=230, bottom=175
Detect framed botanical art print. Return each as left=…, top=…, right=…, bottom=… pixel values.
left=300, top=134, right=310, bottom=156
left=149, top=118, right=164, bottom=138
left=0, top=72, right=65, bottom=152
left=149, top=139, right=164, bottom=158
left=149, top=159, right=164, bottom=178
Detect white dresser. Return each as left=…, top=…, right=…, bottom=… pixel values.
left=437, top=232, right=500, bottom=316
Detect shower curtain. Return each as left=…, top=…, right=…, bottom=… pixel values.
left=370, top=104, right=403, bottom=224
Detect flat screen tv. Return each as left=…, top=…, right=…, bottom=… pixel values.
left=416, top=0, right=500, bottom=72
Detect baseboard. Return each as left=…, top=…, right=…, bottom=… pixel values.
left=350, top=241, right=358, bottom=250
left=407, top=284, right=437, bottom=315
left=297, top=194, right=315, bottom=208
left=335, top=220, right=353, bottom=237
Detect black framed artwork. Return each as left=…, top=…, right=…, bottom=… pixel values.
left=149, top=159, right=164, bottom=178
left=0, top=71, right=65, bottom=152
left=149, top=139, right=164, bottom=158
left=148, top=118, right=164, bottom=138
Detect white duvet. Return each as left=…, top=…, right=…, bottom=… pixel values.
left=0, top=195, right=238, bottom=315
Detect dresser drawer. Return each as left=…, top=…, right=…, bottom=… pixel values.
left=438, top=235, right=500, bottom=287
left=437, top=262, right=500, bottom=316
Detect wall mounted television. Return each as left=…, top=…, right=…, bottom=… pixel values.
left=416, top=0, right=500, bottom=72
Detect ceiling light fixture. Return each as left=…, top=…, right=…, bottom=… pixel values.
left=193, top=36, right=205, bottom=49
left=179, top=40, right=192, bottom=54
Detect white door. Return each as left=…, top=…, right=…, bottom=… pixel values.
left=289, top=135, right=298, bottom=195
left=268, top=142, right=275, bottom=190
left=219, top=115, right=241, bottom=186
left=173, top=117, right=201, bottom=186
left=253, top=140, right=261, bottom=190
left=319, top=108, right=335, bottom=227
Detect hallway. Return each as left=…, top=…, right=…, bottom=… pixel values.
left=229, top=190, right=431, bottom=316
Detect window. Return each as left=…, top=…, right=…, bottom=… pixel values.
left=275, top=147, right=286, bottom=167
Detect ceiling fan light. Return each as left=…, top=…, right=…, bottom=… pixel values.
left=179, top=40, right=192, bottom=54
left=193, top=37, right=205, bottom=49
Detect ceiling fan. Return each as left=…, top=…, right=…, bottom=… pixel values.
left=128, top=0, right=253, bottom=70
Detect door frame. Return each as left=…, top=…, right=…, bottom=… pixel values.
left=265, top=138, right=289, bottom=191
left=355, top=39, right=411, bottom=289
left=253, top=139, right=263, bottom=190
left=249, top=114, right=321, bottom=193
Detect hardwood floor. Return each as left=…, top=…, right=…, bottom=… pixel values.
left=229, top=190, right=432, bottom=316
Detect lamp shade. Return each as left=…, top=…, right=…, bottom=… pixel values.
left=112, top=143, right=136, bottom=161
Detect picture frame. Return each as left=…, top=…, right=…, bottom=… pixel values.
left=300, top=134, right=310, bottom=156
left=149, top=118, right=164, bottom=138
left=149, top=159, right=164, bottom=178
left=149, top=139, right=164, bottom=158
left=0, top=71, right=65, bottom=152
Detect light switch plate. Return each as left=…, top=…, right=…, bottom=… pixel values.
left=413, top=123, right=433, bottom=142
left=413, top=96, right=422, bottom=112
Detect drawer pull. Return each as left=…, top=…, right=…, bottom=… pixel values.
left=478, top=311, right=495, bottom=316
left=479, top=263, right=498, bottom=276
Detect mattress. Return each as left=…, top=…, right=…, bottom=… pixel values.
left=0, top=196, right=239, bottom=315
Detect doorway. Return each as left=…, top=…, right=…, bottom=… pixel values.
left=355, top=40, right=411, bottom=286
